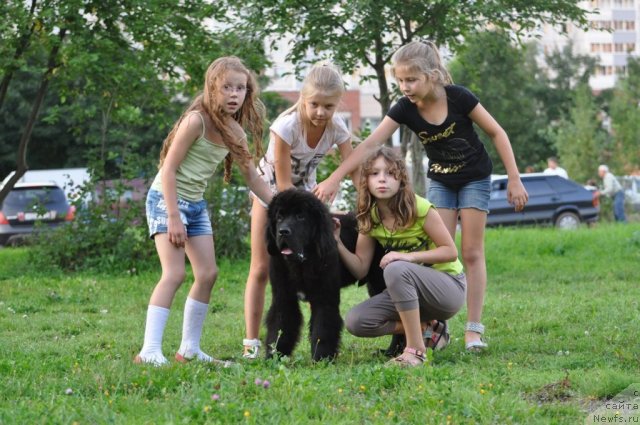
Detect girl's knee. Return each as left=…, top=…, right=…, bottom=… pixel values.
left=194, top=267, right=218, bottom=288
left=345, top=309, right=364, bottom=336
left=382, top=262, right=409, bottom=290
left=462, top=246, right=484, bottom=266
left=161, top=269, right=187, bottom=287
left=252, top=264, right=269, bottom=283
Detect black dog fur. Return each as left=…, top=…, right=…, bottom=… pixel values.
left=266, top=189, right=346, bottom=361
left=265, top=188, right=403, bottom=361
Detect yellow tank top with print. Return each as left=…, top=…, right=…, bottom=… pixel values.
left=369, top=195, right=463, bottom=276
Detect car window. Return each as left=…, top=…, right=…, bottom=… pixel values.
left=490, top=180, right=508, bottom=200
left=3, top=187, right=66, bottom=208
left=523, top=179, right=554, bottom=196
left=549, top=177, right=580, bottom=193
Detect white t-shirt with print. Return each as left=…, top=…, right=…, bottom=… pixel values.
left=257, top=111, right=351, bottom=192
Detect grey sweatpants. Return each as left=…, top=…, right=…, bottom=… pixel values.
left=345, top=261, right=466, bottom=337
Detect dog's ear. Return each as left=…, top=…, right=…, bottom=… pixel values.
left=266, top=226, right=280, bottom=256
left=314, top=211, right=337, bottom=259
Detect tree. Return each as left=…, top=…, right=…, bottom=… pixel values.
left=537, top=41, right=597, bottom=123
left=0, top=1, right=269, bottom=204
left=448, top=31, right=548, bottom=173
left=549, top=83, right=606, bottom=183
left=608, top=56, right=640, bottom=174
left=230, top=0, right=588, bottom=117
left=225, top=0, right=588, bottom=188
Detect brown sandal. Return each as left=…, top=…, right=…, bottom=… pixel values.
left=388, top=347, right=426, bottom=367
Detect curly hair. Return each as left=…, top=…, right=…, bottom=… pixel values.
left=158, top=56, right=265, bottom=182
left=356, top=147, right=417, bottom=233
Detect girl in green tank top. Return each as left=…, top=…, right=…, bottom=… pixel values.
left=134, top=56, right=273, bottom=366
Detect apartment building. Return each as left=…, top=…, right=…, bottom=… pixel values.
left=540, top=0, right=639, bottom=90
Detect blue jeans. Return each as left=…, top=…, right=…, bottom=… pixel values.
left=427, top=176, right=491, bottom=212
left=613, top=190, right=627, bottom=222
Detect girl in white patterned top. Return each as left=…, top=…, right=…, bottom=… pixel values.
left=242, top=62, right=360, bottom=359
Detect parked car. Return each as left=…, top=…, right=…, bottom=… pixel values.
left=621, top=175, right=640, bottom=212
left=487, top=173, right=599, bottom=229
left=0, top=182, right=75, bottom=246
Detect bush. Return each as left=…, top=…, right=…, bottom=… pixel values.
left=28, top=181, right=156, bottom=273
left=206, top=171, right=252, bottom=260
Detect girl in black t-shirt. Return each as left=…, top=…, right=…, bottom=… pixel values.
left=314, top=41, right=528, bottom=352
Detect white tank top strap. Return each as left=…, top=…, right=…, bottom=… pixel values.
left=187, top=111, right=206, bottom=140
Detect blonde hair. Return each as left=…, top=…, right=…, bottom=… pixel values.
left=356, top=147, right=417, bottom=233
left=158, top=56, right=265, bottom=182
left=281, top=62, right=345, bottom=130
left=391, top=41, right=453, bottom=86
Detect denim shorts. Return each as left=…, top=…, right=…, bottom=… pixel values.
left=427, top=176, right=491, bottom=212
left=146, top=189, right=212, bottom=239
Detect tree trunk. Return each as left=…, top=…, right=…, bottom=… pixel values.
left=410, top=133, right=427, bottom=197
left=373, top=36, right=393, bottom=147
left=0, top=28, right=67, bottom=204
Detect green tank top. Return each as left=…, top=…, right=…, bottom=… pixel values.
left=369, top=195, right=464, bottom=276
left=151, top=112, right=229, bottom=201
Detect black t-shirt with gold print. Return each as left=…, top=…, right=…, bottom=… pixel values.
left=387, top=84, right=492, bottom=189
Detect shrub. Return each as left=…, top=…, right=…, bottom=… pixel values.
left=206, top=171, right=252, bottom=260
left=28, top=181, right=156, bottom=273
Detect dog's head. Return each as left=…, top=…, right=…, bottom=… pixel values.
left=266, top=189, right=335, bottom=263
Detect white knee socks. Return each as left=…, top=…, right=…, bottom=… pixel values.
left=138, top=304, right=170, bottom=366
left=177, top=297, right=212, bottom=362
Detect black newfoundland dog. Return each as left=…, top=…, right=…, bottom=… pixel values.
left=265, top=188, right=393, bottom=362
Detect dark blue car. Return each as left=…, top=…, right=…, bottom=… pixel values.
left=487, top=173, right=599, bottom=229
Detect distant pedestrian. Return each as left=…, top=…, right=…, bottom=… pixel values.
left=543, top=157, right=568, bottom=179
left=598, top=165, right=627, bottom=223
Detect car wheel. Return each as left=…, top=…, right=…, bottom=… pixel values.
left=555, top=212, right=580, bottom=229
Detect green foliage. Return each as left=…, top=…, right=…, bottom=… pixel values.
left=226, top=0, right=588, bottom=119
left=261, top=91, right=293, bottom=123
left=538, top=42, right=597, bottom=120
left=550, top=83, right=606, bottom=183
left=1, top=224, right=639, bottom=423
left=449, top=31, right=605, bottom=176
left=27, top=180, right=156, bottom=273
left=608, top=56, right=640, bottom=174
left=449, top=31, right=550, bottom=172
left=0, top=0, right=271, bottom=201
left=206, top=169, right=253, bottom=260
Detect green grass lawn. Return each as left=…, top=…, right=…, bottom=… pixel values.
left=1, top=224, right=639, bottom=424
